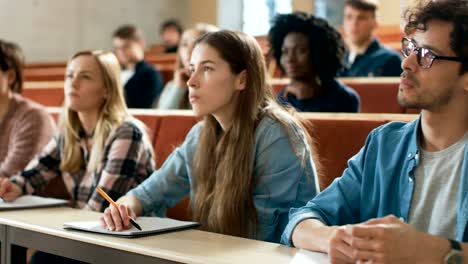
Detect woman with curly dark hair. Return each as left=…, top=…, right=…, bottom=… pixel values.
left=268, top=12, right=360, bottom=112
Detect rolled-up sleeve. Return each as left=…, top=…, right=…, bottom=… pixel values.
left=127, top=123, right=201, bottom=216
left=280, top=130, right=374, bottom=246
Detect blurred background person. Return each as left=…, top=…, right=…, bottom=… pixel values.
left=269, top=12, right=360, bottom=112
left=340, top=0, right=402, bottom=77
left=0, top=39, right=56, bottom=179
left=112, top=24, right=164, bottom=108
left=157, top=23, right=218, bottom=110
left=160, top=19, right=184, bottom=53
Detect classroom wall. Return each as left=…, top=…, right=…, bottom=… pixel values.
left=189, top=0, right=218, bottom=27
left=0, top=0, right=189, bottom=62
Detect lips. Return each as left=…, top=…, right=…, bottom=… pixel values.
left=67, top=91, right=79, bottom=97
left=399, top=72, right=417, bottom=90
left=189, top=95, right=199, bottom=103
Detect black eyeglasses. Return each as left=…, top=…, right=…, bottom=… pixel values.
left=401, top=37, right=465, bottom=69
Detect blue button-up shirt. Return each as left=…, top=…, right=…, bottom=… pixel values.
left=128, top=116, right=319, bottom=243
left=282, top=118, right=467, bottom=245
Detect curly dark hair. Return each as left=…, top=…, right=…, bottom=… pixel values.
left=0, top=39, right=24, bottom=93
left=404, top=0, right=468, bottom=74
left=268, top=12, right=346, bottom=82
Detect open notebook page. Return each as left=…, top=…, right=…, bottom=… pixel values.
left=0, top=195, right=68, bottom=210
left=64, top=216, right=199, bottom=238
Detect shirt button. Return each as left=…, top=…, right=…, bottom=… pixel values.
left=407, top=153, right=412, bottom=158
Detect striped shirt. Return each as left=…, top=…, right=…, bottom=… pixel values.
left=11, top=120, right=155, bottom=212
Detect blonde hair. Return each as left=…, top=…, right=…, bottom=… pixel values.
left=191, top=30, right=319, bottom=239
left=60, top=51, right=142, bottom=173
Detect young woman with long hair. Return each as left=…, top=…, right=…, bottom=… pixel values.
left=0, top=50, right=154, bottom=211
left=101, top=30, right=319, bottom=243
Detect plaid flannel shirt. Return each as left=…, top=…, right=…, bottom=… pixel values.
left=11, top=121, right=155, bottom=212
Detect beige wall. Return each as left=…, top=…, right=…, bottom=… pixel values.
left=188, top=0, right=217, bottom=26
left=379, top=1, right=401, bottom=26
left=292, top=0, right=315, bottom=13
left=0, top=0, right=189, bottom=62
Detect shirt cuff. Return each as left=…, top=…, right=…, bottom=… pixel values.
left=280, top=210, right=325, bottom=246
left=127, top=185, right=164, bottom=216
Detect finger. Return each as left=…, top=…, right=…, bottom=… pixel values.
left=110, top=206, right=123, bottom=231
left=99, top=216, right=107, bottom=228
left=118, top=204, right=130, bottom=228
left=102, top=208, right=116, bottom=231
left=2, top=191, right=18, bottom=202
left=348, top=236, right=382, bottom=251
left=0, top=179, right=9, bottom=197
left=364, top=215, right=400, bottom=226
left=349, top=225, right=385, bottom=239
left=354, top=250, right=384, bottom=263
left=330, top=227, right=356, bottom=262
left=128, top=207, right=137, bottom=220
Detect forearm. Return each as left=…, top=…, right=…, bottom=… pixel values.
left=116, top=195, right=143, bottom=216
left=292, top=218, right=337, bottom=253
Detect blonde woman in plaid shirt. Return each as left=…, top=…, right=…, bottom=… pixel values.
left=0, top=51, right=155, bottom=213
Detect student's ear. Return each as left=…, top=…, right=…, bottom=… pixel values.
left=236, top=70, right=247, bottom=91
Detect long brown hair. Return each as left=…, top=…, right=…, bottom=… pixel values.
left=191, top=30, right=319, bottom=239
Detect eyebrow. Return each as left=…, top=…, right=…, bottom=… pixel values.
left=412, top=38, right=444, bottom=55
left=189, top=60, right=216, bottom=67
left=66, top=70, right=94, bottom=75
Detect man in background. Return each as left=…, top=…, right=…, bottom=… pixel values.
left=113, top=24, right=163, bottom=108
left=160, top=19, right=183, bottom=53
left=340, top=0, right=402, bottom=77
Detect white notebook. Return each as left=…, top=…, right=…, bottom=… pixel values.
left=63, top=216, right=199, bottom=238
left=290, top=249, right=329, bottom=264
left=0, top=195, right=68, bottom=210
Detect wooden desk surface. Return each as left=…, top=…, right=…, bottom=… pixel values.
left=0, top=207, right=297, bottom=264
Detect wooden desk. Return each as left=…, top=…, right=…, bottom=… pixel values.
left=0, top=207, right=298, bottom=264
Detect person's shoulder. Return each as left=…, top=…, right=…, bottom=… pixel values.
left=370, top=118, right=418, bottom=142
left=11, top=94, right=52, bottom=122
left=255, top=114, right=296, bottom=144
left=138, top=61, right=159, bottom=74
left=111, top=120, right=146, bottom=140
left=371, top=41, right=401, bottom=60
left=334, top=80, right=360, bottom=100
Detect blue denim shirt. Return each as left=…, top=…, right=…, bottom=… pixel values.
left=281, top=118, right=467, bottom=245
left=128, top=116, right=319, bottom=243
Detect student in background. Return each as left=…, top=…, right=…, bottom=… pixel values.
left=157, top=23, right=218, bottom=110
left=112, top=24, right=164, bottom=108
left=269, top=12, right=360, bottom=112
left=340, top=0, right=402, bottom=77
left=160, top=19, right=184, bottom=53
left=283, top=1, right=467, bottom=263
left=101, top=30, right=319, bottom=244
left=0, top=50, right=156, bottom=262
left=0, top=39, right=56, bottom=178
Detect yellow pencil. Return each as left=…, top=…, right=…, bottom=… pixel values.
left=96, top=186, right=142, bottom=231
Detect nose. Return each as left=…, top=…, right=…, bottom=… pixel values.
left=284, top=50, right=296, bottom=64
left=186, top=70, right=198, bottom=89
left=401, top=50, right=418, bottom=73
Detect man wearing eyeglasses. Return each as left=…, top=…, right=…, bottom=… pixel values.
left=282, top=0, right=467, bottom=263
left=339, top=0, right=402, bottom=77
